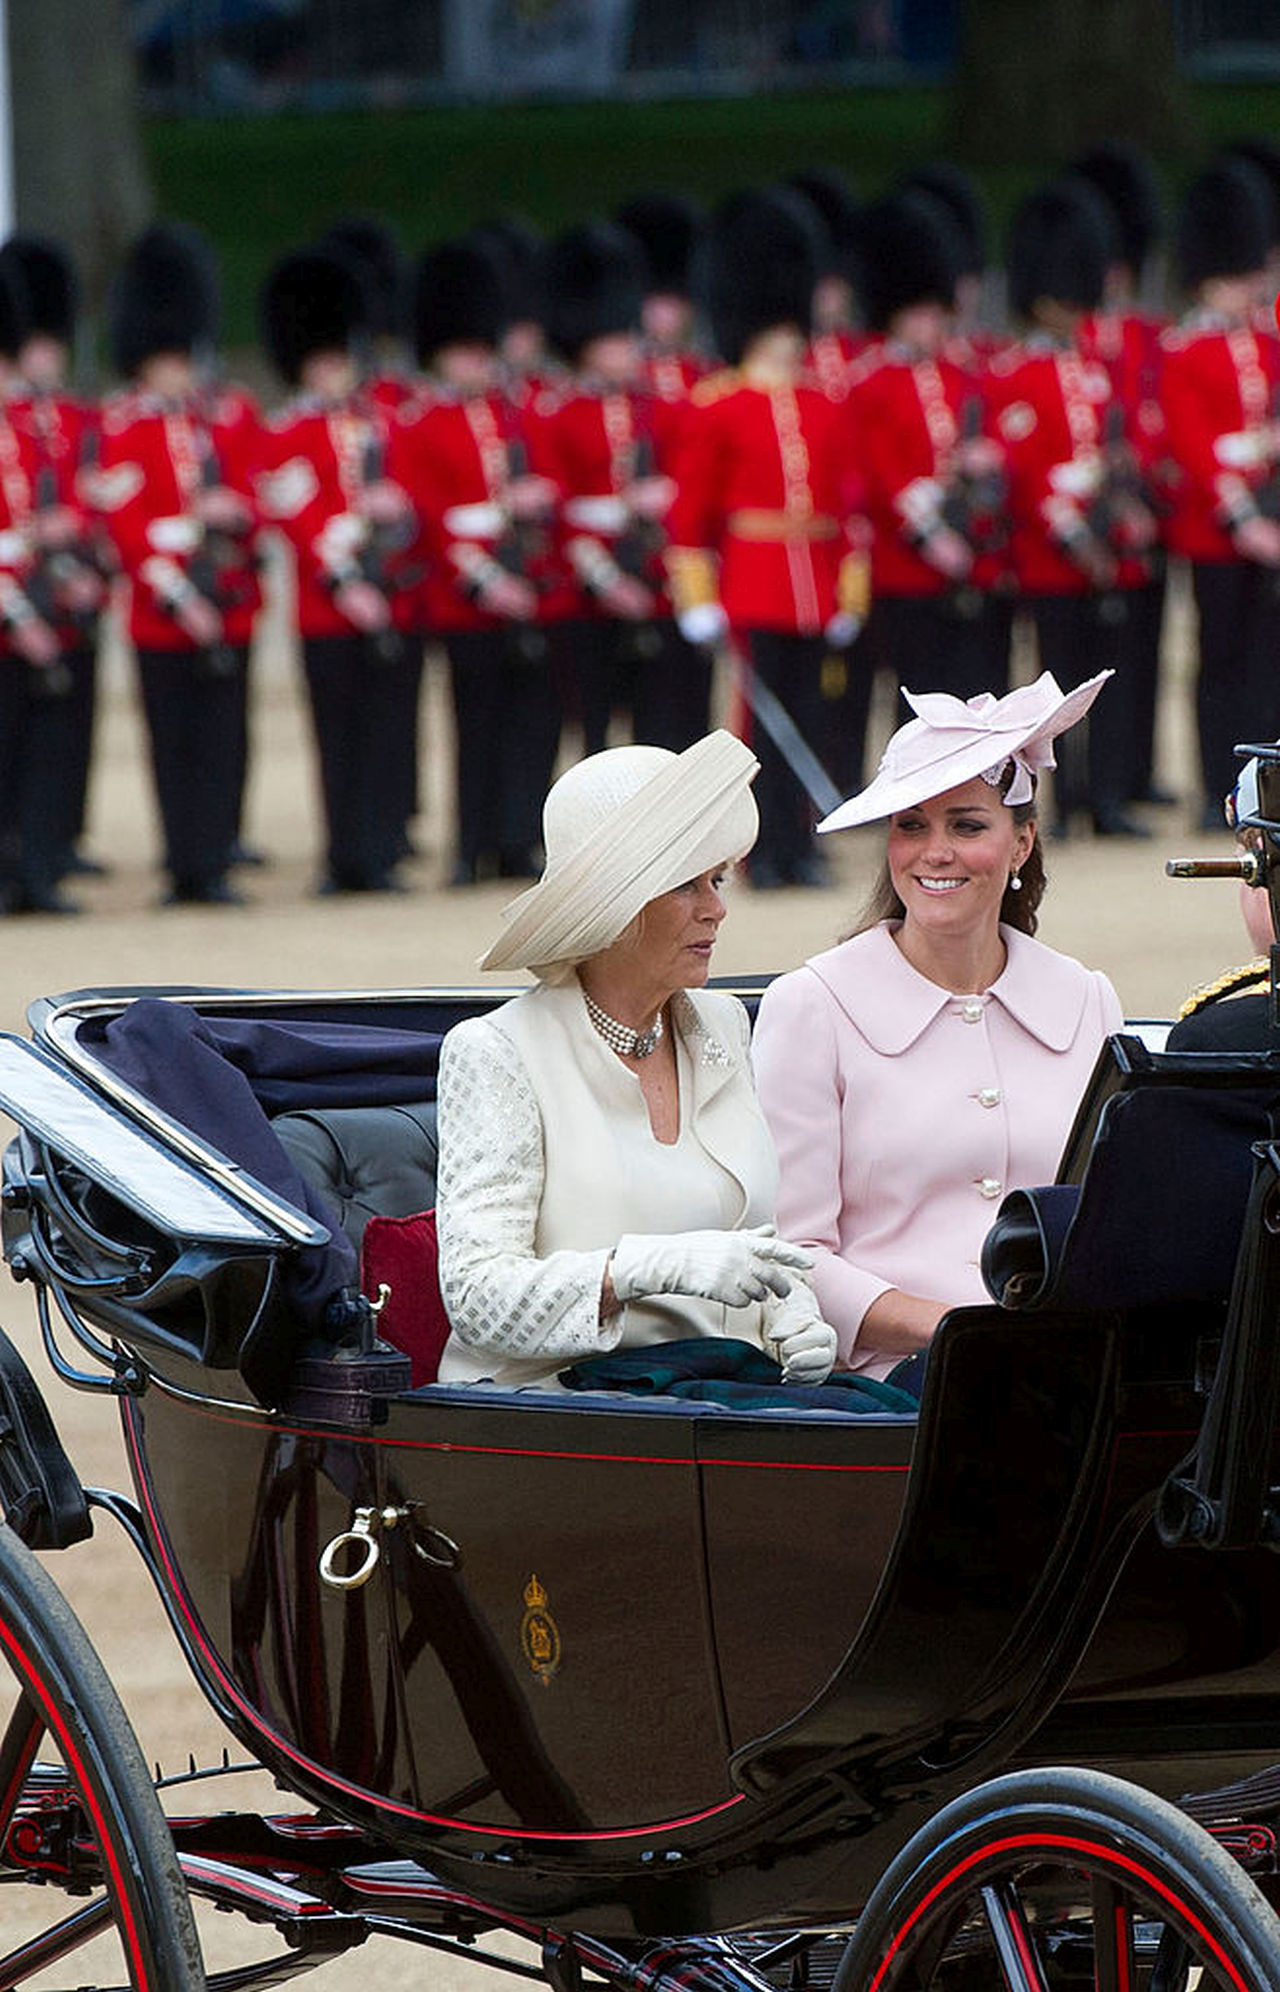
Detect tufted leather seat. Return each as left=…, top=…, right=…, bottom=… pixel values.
left=273, top=1101, right=438, bottom=1249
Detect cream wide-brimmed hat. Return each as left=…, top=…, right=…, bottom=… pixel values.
left=817, top=669, right=1113, bottom=833
left=480, top=730, right=759, bottom=979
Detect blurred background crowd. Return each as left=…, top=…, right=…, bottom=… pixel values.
left=3, top=0, right=1280, bottom=912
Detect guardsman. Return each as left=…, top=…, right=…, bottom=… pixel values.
left=1159, top=157, right=1280, bottom=830
left=398, top=234, right=564, bottom=884
left=531, top=221, right=711, bottom=756
left=321, top=214, right=414, bottom=414
left=95, top=223, right=263, bottom=905
left=844, top=188, right=1010, bottom=755
left=615, top=192, right=712, bottom=400
left=0, top=232, right=109, bottom=898
left=900, top=160, right=1004, bottom=365
left=787, top=168, right=871, bottom=403
left=258, top=246, right=415, bottom=895
left=989, top=179, right=1154, bottom=839
left=0, top=255, right=85, bottom=914
left=664, top=187, right=865, bottom=888
left=1072, top=141, right=1172, bottom=811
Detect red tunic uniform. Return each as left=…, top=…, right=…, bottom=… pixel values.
left=94, top=386, right=265, bottom=651
left=847, top=346, right=1005, bottom=598
left=257, top=392, right=416, bottom=638
left=528, top=380, right=679, bottom=617
left=988, top=341, right=1120, bottom=596
left=1158, top=312, right=1280, bottom=563
left=664, top=367, right=862, bottom=635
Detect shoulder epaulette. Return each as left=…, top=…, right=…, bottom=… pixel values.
left=691, top=368, right=741, bottom=407
left=1177, top=957, right=1270, bottom=1019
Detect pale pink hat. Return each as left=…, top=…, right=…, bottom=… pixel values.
left=818, top=669, right=1113, bottom=833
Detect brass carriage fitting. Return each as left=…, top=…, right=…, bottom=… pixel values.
left=318, top=1502, right=460, bottom=1589
left=318, top=1504, right=404, bottom=1590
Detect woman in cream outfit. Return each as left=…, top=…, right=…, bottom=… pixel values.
left=753, top=672, right=1124, bottom=1385
left=435, top=730, right=837, bottom=1391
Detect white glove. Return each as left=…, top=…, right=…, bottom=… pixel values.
left=764, top=1286, right=838, bottom=1385
left=677, top=601, right=728, bottom=648
left=611, top=1224, right=813, bottom=1309
left=823, top=611, right=862, bottom=650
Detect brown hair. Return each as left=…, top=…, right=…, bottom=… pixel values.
left=845, top=770, right=1045, bottom=940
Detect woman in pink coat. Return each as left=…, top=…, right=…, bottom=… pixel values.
left=752, top=671, right=1124, bottom=1383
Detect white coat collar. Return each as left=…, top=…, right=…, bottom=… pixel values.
left=804, top=921, right=1091, bottom=1056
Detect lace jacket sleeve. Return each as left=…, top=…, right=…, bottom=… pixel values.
left=435, top=1017, right=623, bottom=1364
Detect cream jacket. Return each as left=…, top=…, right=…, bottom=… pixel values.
left=436, top=981, right=782, bottom=1388
left=752, top=922, right=1123, bottom=1378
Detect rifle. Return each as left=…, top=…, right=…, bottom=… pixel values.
left=613, top=428, right=667, bottom=582
left=495, top=433, right=551, bottom=586
left=1084, top=400, right=1154, bottom=570
left=938, top=395, right=1008, bottom=557
left=185, top=427, right=257, bottom=679
left=357, top=425, right=416, bottom=663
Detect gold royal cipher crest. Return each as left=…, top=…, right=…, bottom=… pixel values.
left=520, top=1573, right=561, bottom=1684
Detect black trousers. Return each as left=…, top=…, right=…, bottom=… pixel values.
left=0, top=653, right=81, bottom=900
left=137, top=645, right=244, bottom=892
left=445, top=623, right=561, bottom=875
left=829, top=590, right=1013, bottom=799
left=1191, top=560, right=1280, bottom=808
left=1028, top=592, right=1130, bottom=822
left=302, top=632, right=406, bottom=888
left=59, top=638, right=98, bottom=863
left=736, top=628, right=834, bottom=879
left=1124, top=565, right=1166, bottom=801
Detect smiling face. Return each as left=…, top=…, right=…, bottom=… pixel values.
left=887, top=777, right=1036, bottom=944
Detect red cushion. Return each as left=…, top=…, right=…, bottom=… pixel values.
left=359, top=1208, right=450, bottom=1387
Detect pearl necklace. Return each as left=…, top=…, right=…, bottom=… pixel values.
left=584, top=992, right=664, bottom=1059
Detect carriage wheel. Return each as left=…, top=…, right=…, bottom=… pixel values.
left=0, top=1521, right=204, bottom=1988
left=834, top=1766, right=1280, bottom=1992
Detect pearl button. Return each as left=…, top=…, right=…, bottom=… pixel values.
left=978, top=1086, right=1001, bottom=1108
left=979, top=1176, right=1002, bottom=1199
left=962, top=998, right=983, bottom=1023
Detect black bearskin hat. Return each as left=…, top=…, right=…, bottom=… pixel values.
left=0, top=234, right=76, bottom=340
left=259, top=248, right=365, bottom=386
left=704, top=187, right=821, bottom=365
left=1007, top=177, right=1113, bottom=321
left=541, top=222, right=644, bottom=364
left=1069, top=142, right=1163, bottom=277
left=109, top=222, right=219, bottom=378
left=858, top=189, right=962, bottom=332
left=1176, top=158, right=1274, bottom=291
left=1220, top=138, right=1280, bottom=251
left=786, top=168, right=862, bottom=284
left=413, top=237, right=508, bottom=366
left=321, top=215, right=407, bottom=341
left=0, top=253, right=29, bottom=363
left=472, top=215, right=545, bottom=326
left=898, top=161, right=987, bottom=279
left=615, top=192, right=703, bottom=298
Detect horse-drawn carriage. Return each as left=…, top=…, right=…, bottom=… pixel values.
left=0, top=904, right=1280, bottom=1986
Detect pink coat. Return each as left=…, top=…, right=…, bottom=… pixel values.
left=752, top=922, right=1124, bottom=1377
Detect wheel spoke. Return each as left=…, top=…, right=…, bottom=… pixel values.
left=1149, top=1924, right=1195, bottom=1992
left=979, top=1880, right=1051, bottom=1992
left=0, top=1696, right=42, bottom=1845
left=0, top=1889, right=115, bottom=1986
left=1090, top=1873, right=1136, bottom=1992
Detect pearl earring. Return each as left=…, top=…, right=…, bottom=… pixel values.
left=1009, top=871, right=1023, bottom=892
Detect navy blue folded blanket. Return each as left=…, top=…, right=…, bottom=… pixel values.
left=559, top=1338, right=919, bottom=1413
left=89, top=999, right=444, bottom=1332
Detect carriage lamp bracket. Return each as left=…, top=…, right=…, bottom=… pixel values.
left=319, top=1503, right=460, bottom=1590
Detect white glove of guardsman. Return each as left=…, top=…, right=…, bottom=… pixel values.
left=610, top=1223, right=812, bottom=1310
left=763, top=1284, right=838, bottom=1386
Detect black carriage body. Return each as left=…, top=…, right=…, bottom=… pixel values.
left=6, top=986, right=1280, bottom=1941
